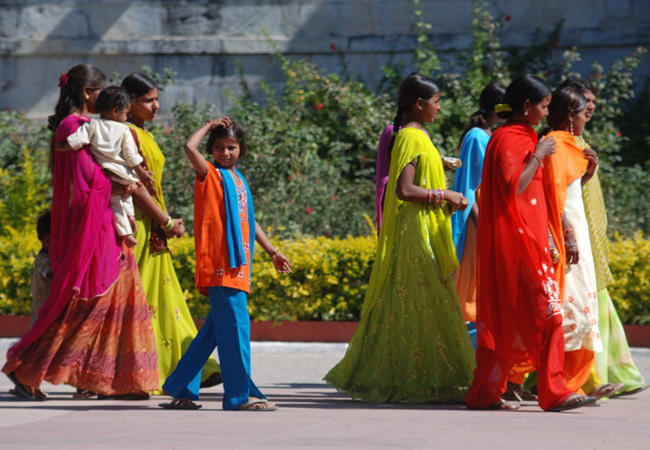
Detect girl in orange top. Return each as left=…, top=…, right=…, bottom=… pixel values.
left=161, top=117, right=291, bottom=411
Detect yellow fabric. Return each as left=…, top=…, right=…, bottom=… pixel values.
left=129, top=124, right=220, bottom=393
left=578, top=136, right=614, bottom=290
left=325, top=127, right=474, bottom=403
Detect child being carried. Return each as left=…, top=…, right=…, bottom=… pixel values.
left=59, top=86, right=153, bottom=247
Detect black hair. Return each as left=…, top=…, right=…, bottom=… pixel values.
left=389, top=72, right=441, bottom=158
left=95, top=86, right=130, bottom=115
left=206, top=120, right=247, bottom=160
left=457, top=81, right=506, bottom=150
left=498, top=74, right=551, bottom=120
left=539, top=86, right=587, bottom=137
left=36, top=210, right=51, bottom=242
left=121, top=72, right=158, bottom=99
left=559, top=76, right=596, bottom=96
left=48, top=63, right=106, bottom=170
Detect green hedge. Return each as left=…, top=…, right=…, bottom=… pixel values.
left=2, top=230, right=649, bottom=324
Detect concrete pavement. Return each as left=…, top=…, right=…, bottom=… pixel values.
left=1, top=339, right=649, bottom=449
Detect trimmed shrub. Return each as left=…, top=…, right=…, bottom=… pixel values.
left=4, top=231, right=650, bottom=326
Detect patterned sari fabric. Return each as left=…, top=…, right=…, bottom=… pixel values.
left=128, top=124, right=220, bottom=392
left=578, top=136, right=645, bottom=394
left=543, top=131, right=602, bottom=353
left=3, top=115, right=158, bottom=394
left=466, top=124, right=572, bottom=411
left=542, top=131, right=602, bottom=393
left=326, top=127, right=475, bottom=403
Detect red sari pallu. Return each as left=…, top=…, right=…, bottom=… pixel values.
left=465, top=123, right=573, bottom=411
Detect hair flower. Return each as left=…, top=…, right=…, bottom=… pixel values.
left=494, top=103, right=512, bottom=113
left=58, top=73, right=68, bottom=88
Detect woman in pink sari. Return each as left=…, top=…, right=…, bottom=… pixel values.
left=3, top=64, right=159, bottom=399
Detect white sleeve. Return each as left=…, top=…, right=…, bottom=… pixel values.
left=121, top=128, right=144, bottom=167
left=66, top=122, right=92, bottom=150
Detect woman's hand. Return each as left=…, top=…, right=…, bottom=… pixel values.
left=271, top=252, right=292, bottom=274
left=564, top=228, right=579, bottom=265
left=164, top=218, right=185, bottom=238
left=444, top=190, right=469, bottom=211
left=534, top=136, right=556, bottom=161
left=582, top=147, right=599, bottom=184
left=207, top=117, right=231, bottom=130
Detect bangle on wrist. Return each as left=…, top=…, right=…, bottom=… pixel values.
left=162, top=216, right=174, bottom=231
left=269, top=248, right=279, bottom=258
left=532, top=153, right=543, bottom=164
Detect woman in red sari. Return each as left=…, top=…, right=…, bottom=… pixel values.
left=465, top=74, right=596, bottom=412
left=3, top=64, right=159, bottom=399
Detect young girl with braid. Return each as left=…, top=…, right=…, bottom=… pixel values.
left=326, top=73, right=475, bottom=403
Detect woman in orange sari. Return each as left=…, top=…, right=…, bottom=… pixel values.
left=465, top=74, right=595, bottom=412
left=541, top=85, right=623, bottom=398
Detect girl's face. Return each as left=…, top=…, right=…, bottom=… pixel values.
left=524, top=94, right=552, bottom=126
left=420, top=92, right=442, bottom=123
left=130, top=87, right=160, bottom=123
left=570, top=107, right=589, bottom=136
left=211, top=136, right=241, bottom=169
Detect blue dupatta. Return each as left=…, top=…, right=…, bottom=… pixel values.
left=451, top=128, right=490, bottom=260
left=214, top=162, right=256, bottom=271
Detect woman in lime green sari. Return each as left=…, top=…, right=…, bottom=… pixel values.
left=325, top=73, right=475, bottom=403
left=123, top=73, right=221, bottom=393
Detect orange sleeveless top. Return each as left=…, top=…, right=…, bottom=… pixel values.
left=194, top=165, right=251, bottom=295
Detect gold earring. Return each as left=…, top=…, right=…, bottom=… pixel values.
left=84, top=94, right=90, bottom=100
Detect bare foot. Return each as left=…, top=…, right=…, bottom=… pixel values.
left=123, top=235, right=138, bottom=247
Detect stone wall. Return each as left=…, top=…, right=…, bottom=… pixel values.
left=0, top=0, right=648, bottom=118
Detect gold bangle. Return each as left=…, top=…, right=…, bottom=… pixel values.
left=532, top=153, right=543, bottom=164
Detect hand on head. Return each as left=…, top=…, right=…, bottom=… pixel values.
left=208, top=117, right=231, bottom=130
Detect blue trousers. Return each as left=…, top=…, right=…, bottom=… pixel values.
left=162, top=286, right=265, bottom=410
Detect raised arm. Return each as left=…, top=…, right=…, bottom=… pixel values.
left=518, top=136, right=555, bottom=195
left=184, top=117, right=231, bottom=180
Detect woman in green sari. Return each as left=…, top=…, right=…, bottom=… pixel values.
left=325, top=73, right=475, bottom=403
left=123, top=73, right=221, bottom=393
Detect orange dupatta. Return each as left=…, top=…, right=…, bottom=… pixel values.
left=542, top=130, right=588, bottom=298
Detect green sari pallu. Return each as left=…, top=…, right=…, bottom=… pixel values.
left=579, top=166, right=645, bottom=394
left=325, top=127, right=475, bottom=403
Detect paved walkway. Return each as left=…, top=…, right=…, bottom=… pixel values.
left=1, top=339, right=649, bottom=449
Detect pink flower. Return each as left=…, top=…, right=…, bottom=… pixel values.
left=305, top=207, right=313, bottom=214
left=329, top=43, right=337, bottom=52
left=504, top=15, right=512, bottom=22
left=315, top=103, right=324, bottom=110
left=616, top=131, right=622, bottom=137
left=332, top=194, right=339, bottom=201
